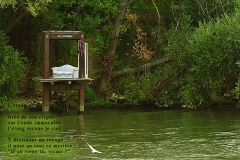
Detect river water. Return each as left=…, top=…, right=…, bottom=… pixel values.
left=1, top=107, right=240, bottom=159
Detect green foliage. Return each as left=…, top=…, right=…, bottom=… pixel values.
left=125, top=89, right=144, bottom=105
left=234, top=81, right=240, bottom=105
left=0, top=0, right=52, bottom=16
left=166, top=10, right=240, bottom=108
left=114, top=75, right=145, bottom=105
left=82, top=0, right=118, bottom=17
left=150, top=65, right=178, bottom=107
left=234, top=61, right=240, bottom=104
left=0, top=97, right=26, bottom=111
left=85, top=88, right=112, bottom=106
left=0, top=31, right=26, bottom=99
left=0, top=96, right=8, bottom=110
left=0, top=0, right=18, bottom=8
left=85, top=89, right=101, bottom=102
left=170, top=0, right=237, bottom=27
left=154, top=87, right=177, bottom=108
left=51, top=40, right=78, bottom=67
left=78, top=14, right=104, bottom=33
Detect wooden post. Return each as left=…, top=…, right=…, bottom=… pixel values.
left=42, top=83, right=50, bottom=112
left=79, top=33, right=85, bottom=78
left=77, top=84, right=84, bottom=114
left=78, top=32, right=85, bottom=114
left=42, top=31, right=50, bottom=112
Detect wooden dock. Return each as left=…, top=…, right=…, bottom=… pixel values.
left=38, top=31, right=90, bottom=114
left=32, top=77, right=92, bottom=113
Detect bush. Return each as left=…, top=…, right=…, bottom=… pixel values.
left=115, top=75, right=145, bottom=105
left=0, top=31, right=26, bottom=99
left=85, top=88, right=111, bottom=106
left=166, top=11, right=240, bottom=107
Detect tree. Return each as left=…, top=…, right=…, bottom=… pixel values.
left=98, top=0, right=136, bottom=97
left=0, top=0, right=52, bottom=32
left=157, top=9, right=240, bottom=107
left=0, top=31, right=26, bottom=99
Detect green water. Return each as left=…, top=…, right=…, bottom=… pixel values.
left=1, top=107, right=240, bottom=159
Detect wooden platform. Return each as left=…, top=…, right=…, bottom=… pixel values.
left=32, top=77, right=92, bottom=113
left=32, top=77, right=93, bottom=90
left=32, top=77, right=93, bottom=83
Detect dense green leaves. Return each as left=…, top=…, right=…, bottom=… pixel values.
left=0, top=31, right=26, bottom=98
left=0, top=0, right=52, bottom=16
left=163, top=9, right=240, bottom=107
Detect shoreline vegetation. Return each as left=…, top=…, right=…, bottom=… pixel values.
left=0, top=93, right=238, bottom=114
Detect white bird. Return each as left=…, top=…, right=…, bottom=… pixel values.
left=86, top=142, right=102, bottom=154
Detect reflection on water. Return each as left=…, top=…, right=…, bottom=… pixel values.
left=1, top=107, right=240, bottom=159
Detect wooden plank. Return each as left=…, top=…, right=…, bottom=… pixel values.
left=48, top=32, right=84, bottom=40
left=50, top=83, right=83, bottom=90
left=31, top=77, right=92, bottom=83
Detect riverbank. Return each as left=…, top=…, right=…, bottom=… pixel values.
left=0, top=95, right=239, bottom=114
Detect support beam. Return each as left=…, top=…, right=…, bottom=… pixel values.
left=50, top=83, right=83, bottom=90
left=78, top=36, right=86, bottom=78
left=42, top=83, right=50, bottom=112
left=42, top=32, right=50, bottom=112
left=77, top=84, right=84, bottom=114
left=43, top=32, right=50, bottom=78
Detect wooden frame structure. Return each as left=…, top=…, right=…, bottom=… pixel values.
left=37, top=31, right=92, bottom=114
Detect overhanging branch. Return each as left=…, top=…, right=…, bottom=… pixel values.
left=113, top=57, right=170, bottom=77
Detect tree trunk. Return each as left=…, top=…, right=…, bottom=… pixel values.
left=7, top=10, right=27, bottom=32
left=72, top=0, right=83, bottom=30
left=98, top=0, right=136, bottom=97
left=113, top=57, right=170, bottom=77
